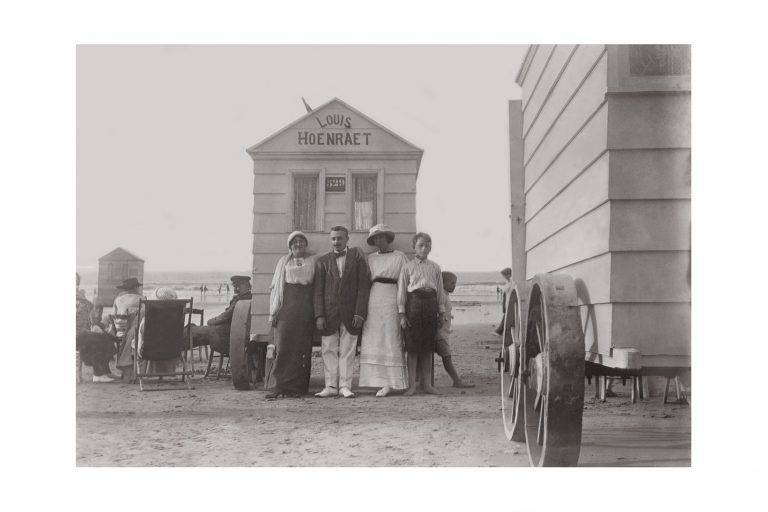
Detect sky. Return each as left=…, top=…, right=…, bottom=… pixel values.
left=76, top=45, right=526, bottom=272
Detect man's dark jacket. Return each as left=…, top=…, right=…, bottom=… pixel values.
left=313, top=247, right=371, bottom=336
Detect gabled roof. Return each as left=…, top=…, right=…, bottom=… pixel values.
left=98, top=247, right=144, bottom=262
left=246, top=97, right=423, bottom=169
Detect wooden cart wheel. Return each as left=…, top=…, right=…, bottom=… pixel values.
left=522, top=274, right=585, bottom=467
left=500, top=282, right=530, bottom=442
left=229, top=300, right=253, bottom=390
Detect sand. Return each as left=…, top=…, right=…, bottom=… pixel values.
left=76, top=303, right=690, bottom=467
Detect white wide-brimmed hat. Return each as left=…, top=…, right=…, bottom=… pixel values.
left=154, top=287, right=178, bottom=300
left=287, top=230, right=308, bottom=249
left=366, top=224, right=395, bottom=246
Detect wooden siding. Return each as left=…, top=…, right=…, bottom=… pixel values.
left=383, top=193, right=415, bottom=214
left=524, top=53, right=608, bottom=180
left=252, top=193, right=287, bottom=214
left=526, top=202, right=610, bottom=277
left=608, top=149, right=691, bottom=200
left=609, top=200, right=690, bottom=251
left=558, top=253, right=612, bottom=305
left=610, top=251, right=690, bottom=303
left=253, top=173, right=288, bottom=193
left=524, top=45, right=605, bottom=137
left=611, top=303, right=690, bottom=355
left=607, top=93, right=691, bottom=150
left=383, top=213, right=416, bottom=232
left=523, top=45, right=577, bottom=134
left=252, top=213, right=286, bottom=233
left=578, top=303, right=613, bottom=356
left=384, top=174, right=416, bottom=193
left=525, top=153, right=609, bottom=249
left=521, top=45, right=554, bottom=109
left=524, top=105, right=608, bottom=206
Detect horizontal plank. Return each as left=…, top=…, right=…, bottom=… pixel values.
left=521, top=45, right=555, bottom=109
left=250, top=274, right=274, bottom=295
left=524, top=45, right=605, bottom=136
left=251, top=252, right=285, bottom=275
left=554, top=252, right=612, bottom=305
left=383, top=213, right=416, bottom=232
left=524, top=102, right=608, bottom=197
left=252, top=213, right=287, bottom=233
left=325, top=193, right=346, bottom=213
left=524, top=51, right=607, bottom=167
left=609, top=148, right=691, bottom=200
left=384, top=174, right=417, bottom=194
left=252, top=194, right=288, bottom=214
left=526, top=202, right=610, bottom=277
left=523, top=44, right=577, bottom=133
left=611, top=303, right=690, bottom=356
left=253, top=173, right=288, bottom=193
left=611, top=251, right=691, bottom=302
left=607, top=93, right=691, bottom=149
left=323, top=213, right=348, bottom=231
left=578, top=303, right=613, bottom=357
left=383, top=192, right=416, bottom=214
left=525, top=153, right=609, bottom=248
left=610, top=200, right=690, bottom=251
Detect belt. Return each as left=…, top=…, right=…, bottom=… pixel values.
left=410, top=288, right=437, bottom=297
left=373, top=277, right=398, bottom=284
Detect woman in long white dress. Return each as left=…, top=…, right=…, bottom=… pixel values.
left=359, top=224, right=408, bottom=396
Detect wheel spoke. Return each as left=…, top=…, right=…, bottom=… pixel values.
left=536, top=321, right=544, bottom=353
left=537, top=394, right=546, bottom=446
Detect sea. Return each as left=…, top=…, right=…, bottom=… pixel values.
left=76, top=270, right=506, bottom=325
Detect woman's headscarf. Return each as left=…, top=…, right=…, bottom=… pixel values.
left=269, top=231, right=314, bottom=319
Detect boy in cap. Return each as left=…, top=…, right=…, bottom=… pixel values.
left=436, top=271, right=475, bottom=388
left=494, top=268, right=513, bottom=336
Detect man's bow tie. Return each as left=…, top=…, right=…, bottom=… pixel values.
left=334, top=250, right=347, bottom=258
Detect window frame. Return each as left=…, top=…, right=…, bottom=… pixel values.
left=346, top=168, right=384, bottom=233
left=288, top=168, right=325, bottom=233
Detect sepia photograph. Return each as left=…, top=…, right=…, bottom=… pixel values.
left=75, top=43, right=691, bottom=468
left=5, top=1, right=766, bottom=510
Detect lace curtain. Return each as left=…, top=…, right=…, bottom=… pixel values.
left=293, top=176, right=317, bottom=230
left=353, top=174, right=377, bottom=231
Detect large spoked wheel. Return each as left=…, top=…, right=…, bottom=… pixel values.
left=501, top=282, right=531, bottom=442
left=229, top=300, right=254, bottom=390
left=522, top=274, right=585, bottom=467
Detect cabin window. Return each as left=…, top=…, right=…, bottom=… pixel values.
left=293, top=175, right=318, bottom=231
left=352, top=174, right=377, bottom=231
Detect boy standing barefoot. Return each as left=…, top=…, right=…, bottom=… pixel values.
left=436, top=271, right=475, bottom=388
left=398, top=232, right=445, bottom=396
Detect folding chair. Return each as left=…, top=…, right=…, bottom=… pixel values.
left=184, top=307, right=209, bottom=363
left=134, top=298, right=194, bottom=391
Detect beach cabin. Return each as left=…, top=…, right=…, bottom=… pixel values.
left=246, top=98, right=423, bottom=342
left=509, top=45, right=691, bottom=372
left=95, top=247, right=145, bottom=307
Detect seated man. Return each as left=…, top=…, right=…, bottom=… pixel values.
left=189, top=275, right=252, bottom=355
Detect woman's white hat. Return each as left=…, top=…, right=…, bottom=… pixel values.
left=366, top=224, right=395, bottom=246
left=287, top=230, right=308, bottom=249
left=154, top=287, right=178, bottom=300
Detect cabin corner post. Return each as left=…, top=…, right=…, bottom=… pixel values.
left=509, top=99, right=526, bottom=283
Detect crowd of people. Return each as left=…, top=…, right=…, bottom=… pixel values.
left=75, top=224, right=477, bottom=397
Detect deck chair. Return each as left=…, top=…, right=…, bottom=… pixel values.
left=134, top=298, right=194, bottom=391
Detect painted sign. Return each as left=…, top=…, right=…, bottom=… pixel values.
left=325, top=176, right=346, bottom=192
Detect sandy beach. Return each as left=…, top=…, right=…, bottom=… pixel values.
left=76, top=297, right=690, bottom=467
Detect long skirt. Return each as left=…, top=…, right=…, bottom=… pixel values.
left=271, top=283, right=314, bottom=394
left=358, top=282, right=407, bottom=389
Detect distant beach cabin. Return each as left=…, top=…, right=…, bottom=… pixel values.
left=95, top=247, right=145, bottom=307
left=246, top=98, right=423, bottom=342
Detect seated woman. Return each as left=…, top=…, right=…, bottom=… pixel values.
left=113, top=278, right=144, bottom=379
left=266, top=231, right=317, bottom=399
left=136, top=287, right=182, bottom=374
left=76, top=272, right=118, bottom=383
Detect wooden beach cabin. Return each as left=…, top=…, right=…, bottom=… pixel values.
left=246, top=98, right=423, bottom=343
left=509, top=44, right=691, bottom=374
left=95, top=247, right=145, bottom=307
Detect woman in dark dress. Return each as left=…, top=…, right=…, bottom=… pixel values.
left=266, top=231, right=317, bottom=399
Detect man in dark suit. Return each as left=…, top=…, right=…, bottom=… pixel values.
left=313, top=226, right=371, bottom=398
